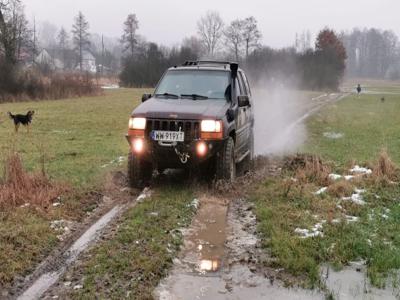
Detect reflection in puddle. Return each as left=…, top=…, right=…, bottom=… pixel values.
left=199, top=260, right=219, bottom=272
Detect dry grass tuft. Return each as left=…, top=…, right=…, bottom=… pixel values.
left=327, top=180, right=354, bottom=198
left=0, top=152, right=68, bottom=210
left=284, top=154, right=331, bottom=185
left=372, top=149, right=398, bottom=182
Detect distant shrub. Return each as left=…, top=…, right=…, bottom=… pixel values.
left=0, top=63, right=102, bottom=103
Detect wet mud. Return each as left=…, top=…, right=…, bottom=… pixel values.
left=154, top=196, right=323, bottom=300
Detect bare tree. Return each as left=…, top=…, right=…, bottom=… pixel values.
left=121, top=13, right=139, bottom=58
left=242, top=16, right=261, bottom=60
left=224, top=19, right=244, bottom=61
left=57, top=27, right=69, bottom=69
left=0, top=0, right=28, bottom=65
left=182, top=35, right=203, bottom=58
left=72, top=11, right=90, bottom=71
left=197, top=11, right=224, bottom=58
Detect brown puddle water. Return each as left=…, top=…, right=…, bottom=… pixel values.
left=181, top=196, right=228, bottom=275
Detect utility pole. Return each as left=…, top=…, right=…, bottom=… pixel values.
left=32, top=16, right=36, bottom=64
left=101, top=34, right=104, bottom=76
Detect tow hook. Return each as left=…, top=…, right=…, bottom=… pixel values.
left=175, top=148, right=190, bottom=164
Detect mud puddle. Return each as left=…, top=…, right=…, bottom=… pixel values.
left=154, top=195, right=324, bottom=300
left=181, top=196, right=228, bottom=274
left=321, top=263, right=399, bottom=300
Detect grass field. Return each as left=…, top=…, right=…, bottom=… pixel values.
left=0, top=89, right=148, bottom=288
left=304, top=92, right=400, bottom=167
left=0, top=88, right=148, bottom=186
left=253, top=88, right=400, bottom=289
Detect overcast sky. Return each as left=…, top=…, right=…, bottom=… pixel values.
left=23, top=0, right=399, bottom=48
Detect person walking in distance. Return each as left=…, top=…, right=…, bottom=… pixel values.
left=356, top=84, right=362, bottom=96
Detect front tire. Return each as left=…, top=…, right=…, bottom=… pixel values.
left=128, top=153, right=152, bottom=188
left=216, top=137, right=236, bottom=182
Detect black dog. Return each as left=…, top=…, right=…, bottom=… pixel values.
left=8, top=111, right=35, bottom=132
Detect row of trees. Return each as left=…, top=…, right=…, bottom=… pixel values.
left=247, top=29, right=347, bottom=90
left=341, top=28, right=400, bottom=79
left=119, top=11, right=347, bottom=90
left=0, top=1, right=103, bottom=100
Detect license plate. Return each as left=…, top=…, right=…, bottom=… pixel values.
left=151, top=131, right=185, bottom=142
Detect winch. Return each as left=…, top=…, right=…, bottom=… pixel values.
left=174, top=148, right=190, bottom=164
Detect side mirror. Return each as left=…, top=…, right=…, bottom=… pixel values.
left=142, top=93, right=152, bottom=102
left=238, top=95, right=250, bottom=107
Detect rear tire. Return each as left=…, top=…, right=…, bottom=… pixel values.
left=128, top=153, right=152, bottom=188
left=216, top=137, right=236, bottom=182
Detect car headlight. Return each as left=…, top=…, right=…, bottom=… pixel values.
left=129, top=117, right=146, bottom=130
left=201, top=120, right=222, bottom=132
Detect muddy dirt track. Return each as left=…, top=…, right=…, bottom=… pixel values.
left=6, top=92, right=352, bottom=300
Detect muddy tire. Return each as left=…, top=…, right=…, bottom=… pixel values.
left=128, top=153, right=152, bottom=188
left=216, top=137, right=236, bottom=182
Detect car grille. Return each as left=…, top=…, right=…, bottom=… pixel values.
left=145, top=119, right=201, bottom=141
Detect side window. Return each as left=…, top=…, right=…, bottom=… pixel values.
left=238, top=72, right=248, bottom=96
left=241, top=72, right=252, bottom=96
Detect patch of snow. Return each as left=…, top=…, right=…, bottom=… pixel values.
left=345, top=215, right=359, bottom=223
left=101, top=156, right=126, bottom=168
left=19, top=203, right=30, bottom=208
left=136, top=187, right=152, bottom=202
left=342, top=189, right=366, bottom=205
left=101, top=84, right=120, bottom=89
left=314, top=187, right=328, bottom=195
left=329, top=173, right=342, bottom=180
left=294, top=222, right=324, bottom=238
left=323, top=132, right=344, bottom=139
left=188, top=198, right=200, bottom=210
left=63, top=281, right=71, bottom=287
left=73, top=285, right=83, bottom=290
left=344, top=175, right=355, bottom=180
left=350, top=165, right=372, bottom=175
left=52, top=202, right=61, bottom=207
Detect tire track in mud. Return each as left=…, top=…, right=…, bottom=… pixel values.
left=11, top=184, right=149, bottom=300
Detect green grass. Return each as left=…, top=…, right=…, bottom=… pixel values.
left=0, top=88, right=148, bottom=186
left=303, top=93, right=400, bottom=167
left=0, top=209, right=59, bottom=284
left=253, top=175, right=400, bottom=288
left=253, top=88, right=400, bottom=288
left=0, top=89, right=148, bottom=288
left=70, top=187, right=195, bottom=300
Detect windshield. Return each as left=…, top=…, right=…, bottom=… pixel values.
left=155, top=70, right=231, bottom=100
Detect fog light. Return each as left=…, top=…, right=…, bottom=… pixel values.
left=196, top=141, right=207, bottom=156
left=132, top=138, right=144, bottom=153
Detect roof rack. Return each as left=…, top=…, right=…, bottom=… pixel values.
left=182, top=60, right=238, bottom=67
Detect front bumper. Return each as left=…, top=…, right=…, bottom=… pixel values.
left=126, top=135, right=225, bottom=168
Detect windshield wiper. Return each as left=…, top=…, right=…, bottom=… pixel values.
left=180, top=94, right=209, bottom=100
left=155, top=92, right=179, bottom=99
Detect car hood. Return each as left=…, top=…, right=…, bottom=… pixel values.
left=132, top=97, right=230, bottom=120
